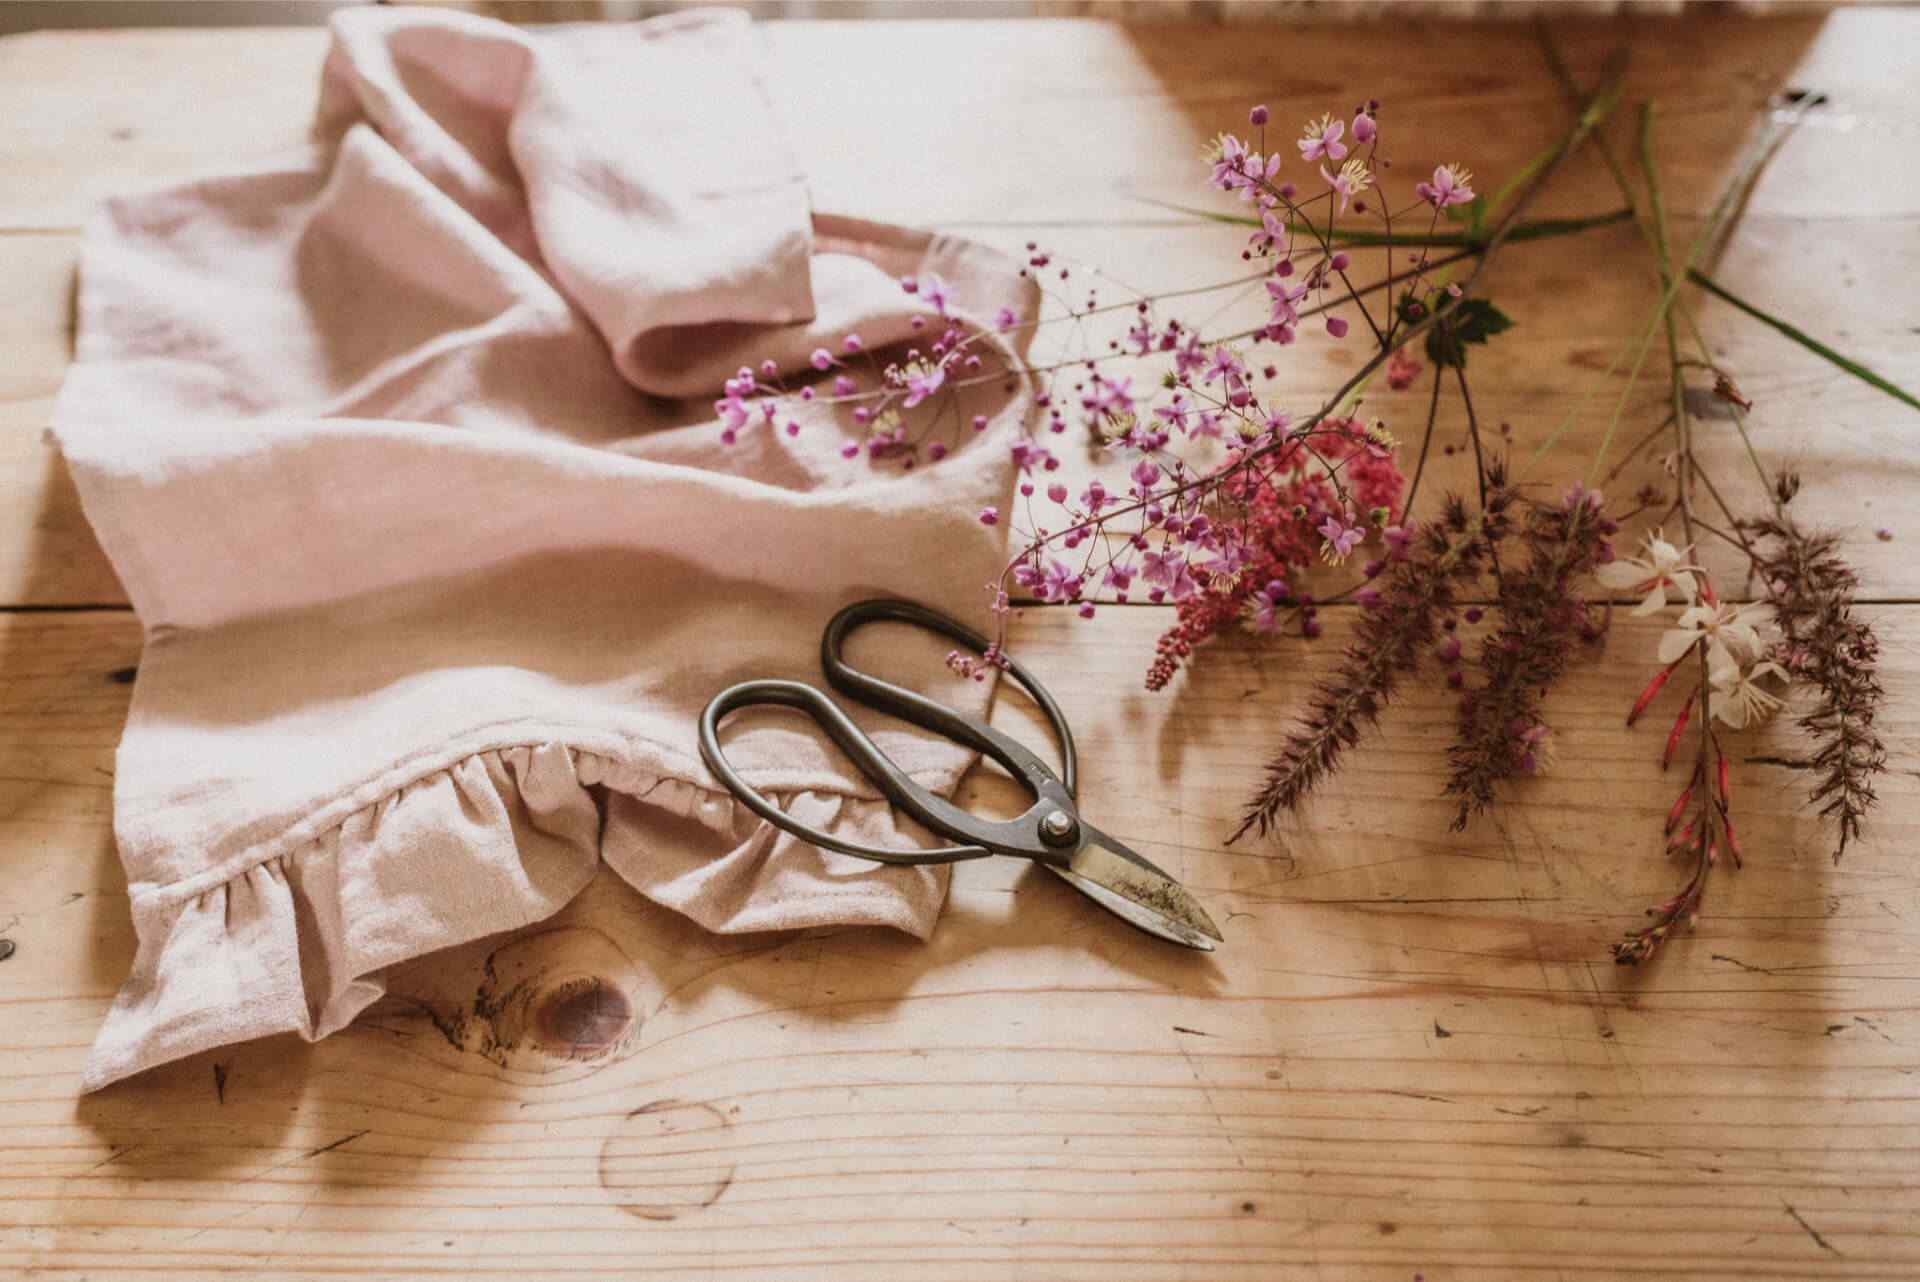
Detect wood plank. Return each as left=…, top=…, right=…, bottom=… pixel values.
left=2, top=605, right=1917, bottom=1278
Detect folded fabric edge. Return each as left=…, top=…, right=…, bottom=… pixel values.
left=80, top=739, right=952, bottom=1092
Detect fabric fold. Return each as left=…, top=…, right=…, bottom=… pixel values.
left=83, top=741, right=952, bottom=1092
left=55, top=5, right=1039, bottom=1090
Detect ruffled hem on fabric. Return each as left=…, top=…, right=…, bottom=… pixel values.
left=82, top=742, right=947, bottom=1092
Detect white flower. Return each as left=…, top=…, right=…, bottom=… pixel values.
left=1596, top=529, right=1700, bottom=616
left=1657, top=600, right=1774, bottom=682
left=1710, top=659, right=1789, bottom=730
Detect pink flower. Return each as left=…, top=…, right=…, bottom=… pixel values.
left=1386, top=345, right=1422, bottom=391
left=1171, top=331, right=1208, bottom=379
left=1209, top=133, right=1250, bottom=190
left=1040, top=559, right=1081, bottom=603
left=903, top=361, right=946, bottom=408
left=1130, top=459, right=1163, bottom=494
left=995, top=306, right=1018, bottom=331
left=1351, top=110, right=1377, bottom=144
left=1204, top=345, right=1245, bottom=385
left=1082, top=374, right=1135, bottom=417
left=715, top=395, right=750, bottom=431
left=810, top=348, right=835, bottom=371
left=1248, top=205, right=1289, bottom=255
left=1126, top=317, right=1156, bottom=355
left=1415, top=163, right=1475, bottom=208
left=1320, top=158, right=1371, bottom=212
left=1297, top=113, right=1348, bottom=164
left=921, top=274, right=952, bottom=317
left=1265, top=276, right=1307, bottom=328
left=1318, top=514, right=1363, bottom=563
left=977, top=507, right=998, bottom=526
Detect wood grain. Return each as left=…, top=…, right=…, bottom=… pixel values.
left=3, top=606, right=1919, bottom=1279
left=3, top=8, right=1919, bottom=1280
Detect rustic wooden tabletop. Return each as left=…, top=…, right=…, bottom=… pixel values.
left=3, top=11, right=1918, bottom=1280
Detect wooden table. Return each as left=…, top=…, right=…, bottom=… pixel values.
left=4, top=12, right=1918, bottom=1280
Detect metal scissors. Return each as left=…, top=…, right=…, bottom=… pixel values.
left=697, top=598, right=1223, bottom=951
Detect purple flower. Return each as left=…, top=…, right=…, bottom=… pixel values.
left=1297, top=113, right=1348, bottom=164
left=1351, top=110, right=1377, bottom=144
left=1320, top=158, right=1371, bottom=212
left=1040, top=558, right=1081, bottom=603
left=1209, top=133, right=1250, bottom=190
left=1126, top=317, right=1156, bottom=356
left=1249, top=104, right=1269, bottom=126
left=1083, top=374, right=1135, bottom=416
left=1130, top=459, right=1163, bottom=495
left=903, top=362, right=946, bottom=408
left=1010, top=441, right=1057, bottom=476
left=1266, top=277, right=1307, bottom=328
left=977, top=506, right=998, bottom=526
left=1414, top=163, right=1475, bottom=208
left=921, top=274, right=952, bottom=317
left=995, top=306, right=1018, bottom=331
left=1172, top=332, right=1208, bottom=379
left=1318, top=514, right=1363, bottom=563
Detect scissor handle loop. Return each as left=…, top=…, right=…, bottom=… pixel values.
left=820, top=598, right=1077, bottom=800
left=697, top=599, right=1079, bottom=866
left=698, top=680, right=995, bottom=865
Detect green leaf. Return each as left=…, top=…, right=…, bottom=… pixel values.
left=1425, top=298, right=1514, bottom=370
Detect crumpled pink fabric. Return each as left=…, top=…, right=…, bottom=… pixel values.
left=53, top=5, right=1036, bottom=1092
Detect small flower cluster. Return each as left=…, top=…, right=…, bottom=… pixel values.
left=1233, top=492, right=1506, bottom=841
left=1143, top=418, right=1408, bottom=691
left=1741, top=476, right=1887, bottom=862
left=1611, top=528, right=1793, bottom=964
left=1445, top=480, right=1612, bottom=829
left=712, top=272, right=1019, bottom=466
left=979, top=100, right=1480, bottom=681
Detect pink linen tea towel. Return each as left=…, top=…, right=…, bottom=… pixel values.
left=52, top=5, right=1037, bottom=1091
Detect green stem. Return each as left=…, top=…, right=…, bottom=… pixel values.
left=1687, top=270, right=1920, bottom=414
left=1127, top=193, right=1633, bottom=248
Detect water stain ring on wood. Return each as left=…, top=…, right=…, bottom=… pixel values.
left=598, top=1098, right=737, bottom=1222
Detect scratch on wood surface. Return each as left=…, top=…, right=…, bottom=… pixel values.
left=84, top=1144, right=140, bottom=1174
left=1711, top=952, right=1779, bottom=975
left=212, top=1062, right=227, bottom=1105
left=1171, top=1025, right=1215, bottom=1037
left=304, top=1129, right=369, bottom=1159
left=1784, top=1201, right=1843, bottom=1256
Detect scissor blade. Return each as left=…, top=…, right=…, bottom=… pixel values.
left=1051, top=827, right=1223, bottom=951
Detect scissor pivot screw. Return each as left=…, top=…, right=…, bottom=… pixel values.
left=1039, top=808, right=1079, bottom=847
